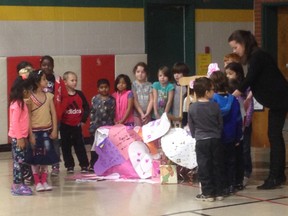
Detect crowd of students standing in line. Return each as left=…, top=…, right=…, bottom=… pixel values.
left=8, top=30, right=288, bottom=200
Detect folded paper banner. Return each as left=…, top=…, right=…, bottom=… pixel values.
left=94, top=138, right=125, bottom=175
left=161, top=128, right=197, bottom=169
left=142, top=112, right=171, bottom=143
left=108, top=124, right=142, bottom=160
left=128, top=141, right=153, bottom=179
left=91, top=126, right=111, bottom=151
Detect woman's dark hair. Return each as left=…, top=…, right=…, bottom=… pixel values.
left=114, top=74, right=132, bottom=91
left=16, top=61, right=33, bottom=73
left=193, top=77, right=213, bottom=98
left=9, top=76, right=32, bottom=109
left=40, top=55, right=54, bottom=66
left=228, top=30, right=258, bottom=64
left=172, top=62, right=190, bottom=76
left=133, top=62, right=148, bottom=75
left=158, top=66, right=172, bottom=81
left=28, top=69, right=45, bottom=91
left=209, top=71, right=229, bottom=93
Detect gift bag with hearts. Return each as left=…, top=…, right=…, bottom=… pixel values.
left=161, top=128, right=197, bottom=169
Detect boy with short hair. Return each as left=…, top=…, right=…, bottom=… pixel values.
left=60, top=71, right=90, bottom=173
left=188, top=77, right=224, bottom=202
left=89, top=79, right=115, bottom=170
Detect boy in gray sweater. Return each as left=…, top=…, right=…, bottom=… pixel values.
left=188, top=77, right=225, bottom=201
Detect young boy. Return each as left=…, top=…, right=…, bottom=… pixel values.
left=188, top=77, right=224, bottom=202
left=89, top=79, right=115, bottom=170
left=171, top=62, right=189, bottom=126
left=60, top=71, right=90, bottom=173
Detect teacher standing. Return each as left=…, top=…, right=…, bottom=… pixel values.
left=228, top=30, right=288, bottom=190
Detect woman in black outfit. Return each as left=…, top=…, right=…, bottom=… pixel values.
left=228, top=30, right=288, bottom=190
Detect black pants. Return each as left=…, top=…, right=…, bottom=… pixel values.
left=89, top=135, right=99, bottom=168
left=60, top=123, right=89, bottom=168
left=268, top=108, right=287, bottom=180
left=196, top=138, right=225, bottom=196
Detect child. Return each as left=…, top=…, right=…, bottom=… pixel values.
left=60, top=71, right=90, bottom=173
left=89, top=79, right=116, bottom=170
left=188, top=77, right=224, bottom=201
left=16, top=62, right=34, bottom=185
left=26, top=69, right=59, bottom=192
left=9, top=76, right=33, bottom=196
left=171, top=62, right=189, bottom=125
left=132, top=62, right=153, bottom=126
left=152, top=66, right=174, bottom=119
left=112, top=74, right=134, bottom=126
left=209, top=70, right=243, bottom=195
left=40, top=55, right=62, bottom=176
left=225, top=62, right=254, bottom=187
left=223, top=53, right=241, bottom=68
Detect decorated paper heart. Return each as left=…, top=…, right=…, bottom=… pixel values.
left=142, top=112, right=171, bottom=143
left=94, top=138, right=125, bottom=175
left=128, top=141, right=153, bottom=179
left=161, top=128, right=197, bottom=169
left=108, top=124, right=142, bottom=160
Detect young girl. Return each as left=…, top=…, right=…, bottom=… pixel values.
left=9, top=76, right=33, bottom=196
left=225, top=62, right=254, bottom=187
left=132, top=62, right=153, bottom=126
left=171, top=62, right=189, bottom=125
left=112, top=74, right=134, bottom=126
left=152, top=66, right=174, bottom=119
left=26, top=70, right=59, bottom=192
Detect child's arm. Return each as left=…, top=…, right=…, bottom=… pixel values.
left=27, top=100, right=36, bottom=146
left=89, top=96, right=97, bottom=134
left=118, top=92, right=134, bottom=124
left=164, top=89, right=174, bottom=114
left=133, top=90, right=145, bottom=118
left=78, top=90, right=90, bottom=124
left=152, top=88, right=160, bottom=119
left=49, top=96, right=58, bottom=140
left=144, top=91, right=153, bottom=116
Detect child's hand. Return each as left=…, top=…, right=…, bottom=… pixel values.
left=17, top=138, right=25, bottom=149
left=29, top=134, right=36, bottom=146
left=50, top=130, right=58, bottom=140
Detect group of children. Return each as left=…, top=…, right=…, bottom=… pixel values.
left=8, top=56, right=190, bottom=196
left=8, top=54, right=254, bottom=201
left=189, top=53, right=254, bottom=201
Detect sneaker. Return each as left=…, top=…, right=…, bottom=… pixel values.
left=11, top=184, right=33, bottom=196
left=35, top=183, right=45, bottom=192
left=42, top=182, right=53, bottom=191
left=215, top=195, right=224, bottom=201
left=234, top=184, right=244, bottom=191
left=243, top=176, right=249, bottom=187
left=51, top=165, right=60, bottom=176
left=88, top=166, right=94, bottom=173
left=81, top=167, right=88, bottom=173
left=67, top=167, right=74, bottom=174
left=195, top=194, right=215, bottom=202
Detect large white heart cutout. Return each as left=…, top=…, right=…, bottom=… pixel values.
left=161, top=128, right=197, bottom=169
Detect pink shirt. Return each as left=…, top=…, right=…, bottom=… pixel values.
left=112, top=90, right=134, bottom=124
left=8, top=101, right=29, bottom=139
